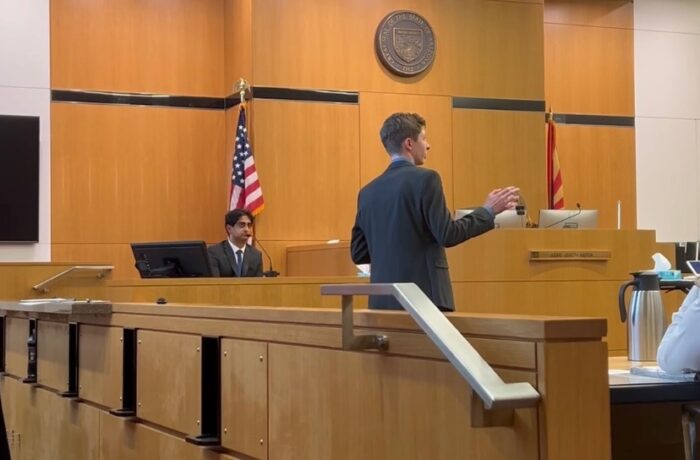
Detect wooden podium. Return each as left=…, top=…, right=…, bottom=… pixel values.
left=286, top=229, right=661, bottom=354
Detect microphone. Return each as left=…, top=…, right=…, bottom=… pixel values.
left=544, top=202, right=582, bottom=229
left=514, top=193, right=535, bottom=228
left=254, top=238, right=280, bottom=277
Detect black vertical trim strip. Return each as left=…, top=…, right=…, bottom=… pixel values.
left=60, top=322, right=79, bottom=397
left=23, top=319, right=37, bottom=384
left=186, top=336, right=221, bottom=446
left=109, top=328, right=137, bottom=417
left=0, top=317, right=5, bottom=373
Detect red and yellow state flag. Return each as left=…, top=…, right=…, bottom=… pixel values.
left=546, top=116, right=564, bottom=209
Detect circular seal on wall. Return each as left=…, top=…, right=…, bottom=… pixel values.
left=375, top=10, right=436, bottom=77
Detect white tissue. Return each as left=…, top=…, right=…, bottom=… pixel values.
left=652, top=252, right=672, bottom=271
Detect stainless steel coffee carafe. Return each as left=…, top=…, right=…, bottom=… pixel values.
left=618, top=272, right=667, bottom=361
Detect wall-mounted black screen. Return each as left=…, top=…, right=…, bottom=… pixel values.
left=0, top=115, right=39, bottom=242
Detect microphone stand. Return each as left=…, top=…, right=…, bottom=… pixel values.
left=544, top=203, right=582, bottom=229
left=254, top=238, right=280, bottom=277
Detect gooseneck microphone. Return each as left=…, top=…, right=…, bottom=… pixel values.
left=544, top=202, right=582, bottom=229
left=254, top=238, right=280, bottom=277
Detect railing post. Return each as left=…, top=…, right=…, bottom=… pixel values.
left=340, top=293, right=388, bottom=351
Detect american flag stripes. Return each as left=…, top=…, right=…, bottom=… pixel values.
left=229, top=106, right=264, bottom=215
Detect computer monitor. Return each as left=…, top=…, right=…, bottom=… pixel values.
left=538, top=209, right=599, bottom=229
left=131, top=240, right=213, bottom=278
left=454, top=208, right=527, bottom=228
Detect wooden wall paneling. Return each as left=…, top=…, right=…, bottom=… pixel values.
left=78, top=325, right=123, bottom=409
left=286, top=242, right=357, bottom=277
left=358, top=93, right=454, bottom=208
left=224, top=0, right=253, bottom=92
left=252, top=0, right=543, bottom=99
left=555, top=124, right=636, bottom=229
left=5, top=318, right=28, bottom=378
left=544, top=0, right=633, bottom=28
left=51, top=103, right=226, bottom=247
left=51, top=243, right=139, bottom=281
left=452, top=109, right=547, bottom=213
left=136, top=330, right=201, bottom=435
left=0, top=377, right=101, bottom=460
left=258, top=240, right=334, bottom=277
left=221, top=339, right=268, bottom=459
left=37, top=321, right=69, bottom=392
left=452, top=281, right=627, bottom=352
left=51, top=0, right=225, bottom=95
left=250, top=100, right=360, bottom=241
left=268, top=344, right=538, bottom=459
left=544, top=23, right=634, bottom=115
left=104, top=277, right=368, bottom=309
left=99, top=411, right=240, bottom=460
left=447, top=229, right=655, bottom=282
left=536, top=340, right=610, bottom=460
left=464, top=1, right=544, bottom=99
left=0, top=263, right=111, bottom=300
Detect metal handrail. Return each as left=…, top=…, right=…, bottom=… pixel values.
left=321, top=283, right=540, bottom=410
left=32, top=265, right=114, bottom=293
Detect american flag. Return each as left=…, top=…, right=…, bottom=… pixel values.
left=229, top=106, right=264, bottom=215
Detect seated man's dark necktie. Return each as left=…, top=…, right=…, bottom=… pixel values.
left=235, top=249, right=243, bottom=276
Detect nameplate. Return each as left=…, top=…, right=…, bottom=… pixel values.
left=529, top=250, right=611, bottom=261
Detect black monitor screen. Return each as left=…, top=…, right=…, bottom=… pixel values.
left=0, top=115, right=39, bottom=242
left=131, top=240, right=213, bottom=278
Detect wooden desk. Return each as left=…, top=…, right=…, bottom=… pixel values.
left=608, top=357, right=700, bottom=459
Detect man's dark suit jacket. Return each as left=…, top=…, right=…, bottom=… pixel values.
left=208, top=240, right=263, bottom=277
left=351, top=161, right=494, bottom=311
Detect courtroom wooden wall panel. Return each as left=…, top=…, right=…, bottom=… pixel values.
left=452, top=110, right=547, bottom=213
left=452, top=281, right=628, bottom=353
left=0, top=377, right=101, bottom=460
left=250, top=100, right=360, bottom=242
left=99, top=412, right=240, bottom=460
left=544, top=23, right=634, bottom=116
left=252, top=0, right=543, bottom=99
left=137, top=330, right=201, bottom=436
left=78, top=325, right=124, bottom=410
left=536, top=340, right=610, bottom=460
left=51, top=103, right=226, bottom=246
left=544, top=0, right=633, bottom=28
left=358, top=93, right=454, bottom=209
left=51, top=243, right=138, bottom=281
left=51, top=0, right=225, bottom=96
left=224, top=0, right=253, bottom=93
left=268, top=343, right=538, bottom=460
left=556, top=124, right=636, bottom=229
left=37, top=321, right=69, bottom=392
left=5, top=318, right=28, bottom=378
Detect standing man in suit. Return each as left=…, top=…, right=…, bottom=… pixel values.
left=208, top=208, right=263, bottom=277
left=351, top=112, right=519, bottom=311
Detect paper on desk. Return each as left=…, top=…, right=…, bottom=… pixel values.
left=630, top=365, right=697, bottom=382
left=20, top=298, right=75, bottom=304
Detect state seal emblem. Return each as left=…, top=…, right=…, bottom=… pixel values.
left=375, top=11, right=436, bottom=77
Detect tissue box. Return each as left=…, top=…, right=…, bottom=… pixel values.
left=657, top=269, right=682, bottom=280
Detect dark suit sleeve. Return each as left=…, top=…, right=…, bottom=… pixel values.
left=251, top=248, right=263, bottom=277
left=422, top=171, right=494, bottom=247
left=351, top=209, right=370, bottom=264
left=207, top=246, right=222, bottom=277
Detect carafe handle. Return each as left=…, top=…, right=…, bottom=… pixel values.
left=618, top=279, right=637, bottom=322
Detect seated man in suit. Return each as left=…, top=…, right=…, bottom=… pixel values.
left=208, top=208, right=263, bottom=277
